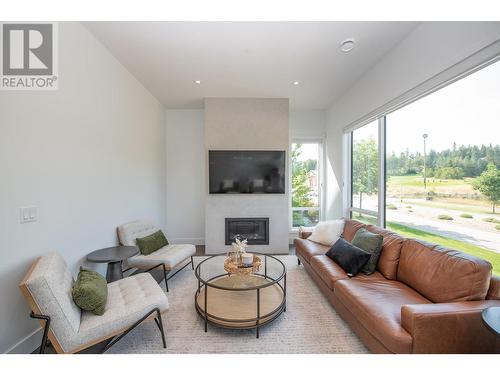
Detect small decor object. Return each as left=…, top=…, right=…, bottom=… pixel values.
left=325, top=238, right=371, bottom=277
left=224, top=254, right=261, bottom=275
left=241, top=252, right=254, bottom=266
left=224, top=234, right=261, bottom=274
left=72, top=268, right=108, bottom=315
left=228, top=235, right=248, bottom=264
left=136, top=230, right=168, bottom=255
left=232, top=235, right=248, bottom=252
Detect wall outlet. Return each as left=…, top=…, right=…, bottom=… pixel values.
left=20, top=206, right=37, bottom=223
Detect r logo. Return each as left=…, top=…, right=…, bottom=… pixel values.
left=2, top=23, right=53, bottom=75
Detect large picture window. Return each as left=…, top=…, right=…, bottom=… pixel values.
left=348, top=60, right=500, bottom=275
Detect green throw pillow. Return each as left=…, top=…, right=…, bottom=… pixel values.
left=351, top=228, right=383, bottom=275
left=136, top=230, right=169, bottom=255
left=72, top=268, right=108, bottom=315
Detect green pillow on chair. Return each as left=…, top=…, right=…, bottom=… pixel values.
left=72, top=268, right=108, bottom=315
left=136, top=230, right=169, bottom=255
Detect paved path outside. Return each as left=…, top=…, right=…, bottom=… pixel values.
left=358, top=195, right=500, bottom=254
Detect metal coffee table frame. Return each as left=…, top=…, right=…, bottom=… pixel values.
left=194, top=252, right=286, bottom=338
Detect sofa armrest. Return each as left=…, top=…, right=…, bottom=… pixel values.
left=299, top=230, right=312, bottom=240
left=487, top=274, right=500, bottom=300
left=401, top=301, right=500, bottom=353
left=298, top=228, right=312, bottom=239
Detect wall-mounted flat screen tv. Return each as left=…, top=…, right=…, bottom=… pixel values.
left=209, top=150, right=286, bottom=194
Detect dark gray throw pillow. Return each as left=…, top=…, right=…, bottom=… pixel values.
left=351, top=228, right=384, bottom=275
left=325, top=238, right=371, bottom=277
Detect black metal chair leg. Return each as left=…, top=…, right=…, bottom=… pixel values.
left=100, top=308, right=165, bottom=353
left=163, top=264, right=169, bottom=292
left=154, top=310, right=167, bottom=348
left=145, top=257, right=193, bottom=293
left=30, top=312, right=51, bottom=354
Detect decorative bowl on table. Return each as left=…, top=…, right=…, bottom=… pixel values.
left=224, top=254, right=261, bottom=275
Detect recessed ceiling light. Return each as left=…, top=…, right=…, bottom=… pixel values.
left=293, top=81, right=300, bottom=86
left=194, top=80, right=201, bottom=84
left=340, top=39, right=355, bottom=53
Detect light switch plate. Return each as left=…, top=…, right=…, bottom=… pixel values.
left=20, top=206, right=37, bottom=223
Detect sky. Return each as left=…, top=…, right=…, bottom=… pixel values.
left=294, top=143, right=319, bottom=162
left=355, top=59, right=500, bottom=155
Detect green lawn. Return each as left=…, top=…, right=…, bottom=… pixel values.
left=387, top=175, right=475, bottom=188
left=405, top=199, right=497, bottom=215
left=352, top=213, right=500, bottom=275
left=386, top=174, right=497, bottom=214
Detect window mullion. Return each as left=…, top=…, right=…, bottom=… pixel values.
left=377, top=117, right=386, bottom=227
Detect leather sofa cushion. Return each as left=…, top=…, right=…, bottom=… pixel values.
left=365, top=225, right=404, bottom=280
left=487, top=275, right=500, bottom=300
left=397, top=239, right=492, bottom=303
left=342, top=219, right=365, bottom=242
left=310, top=255, right=349, bottom=289
left=294, top=238, right=329, bottom=263
left=311, top=255, right=386, bottom=290
left=335, top=277, right=430, bottom=353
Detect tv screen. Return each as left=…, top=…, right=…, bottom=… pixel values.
left=209, top=150, right=286, bottom=194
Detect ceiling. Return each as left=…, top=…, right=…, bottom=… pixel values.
left=84, top=22, right=419, bottom=110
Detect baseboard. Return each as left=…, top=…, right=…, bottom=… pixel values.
left=5, top=327, right=41, bottom=354
left=169, top=237, right=205, bottom=246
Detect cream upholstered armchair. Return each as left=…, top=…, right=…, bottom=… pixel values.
left=19, top=252, right=168, bottom=354
left=117, top=220, right=196, bottom=292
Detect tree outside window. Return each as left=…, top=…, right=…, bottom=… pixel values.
left=291, top=143, right=320, bottom=227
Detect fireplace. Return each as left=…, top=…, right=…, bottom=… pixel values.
left=225, top=217, right=269, bottom=245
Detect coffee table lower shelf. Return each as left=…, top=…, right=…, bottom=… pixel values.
left=195, top=274, right=285, bottom=338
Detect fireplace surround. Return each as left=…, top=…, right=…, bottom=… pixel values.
left=225, top=217, right=269, bottom=245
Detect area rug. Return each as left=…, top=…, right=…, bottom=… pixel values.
left=107, top=255, right=368, bottom=354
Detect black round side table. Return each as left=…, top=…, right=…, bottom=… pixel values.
left=482, top=307, right=500, bottom=338
left=87, top=246, right=139, bottom=283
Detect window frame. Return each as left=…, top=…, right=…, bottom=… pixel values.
left=348, top=118, right=386, bottom=227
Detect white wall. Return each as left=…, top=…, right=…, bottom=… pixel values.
left=324, top=21, right=500, bottom=220
left=165, top=109, right=205, bottom=244
left=0, top=22, right=166, bottom=353
left=204, top=98, right=290, bottom=254
left=290, top=110, right=326, bottom=139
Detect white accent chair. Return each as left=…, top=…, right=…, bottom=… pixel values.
left=19, top=252, right=169, bottom=354
left=117, top=220, right=196, bottom=292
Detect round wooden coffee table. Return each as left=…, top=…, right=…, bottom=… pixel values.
left=194, top=253, right=286, bottom=338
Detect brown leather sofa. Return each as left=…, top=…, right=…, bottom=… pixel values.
left=295, top=219, right=500, bottom=353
